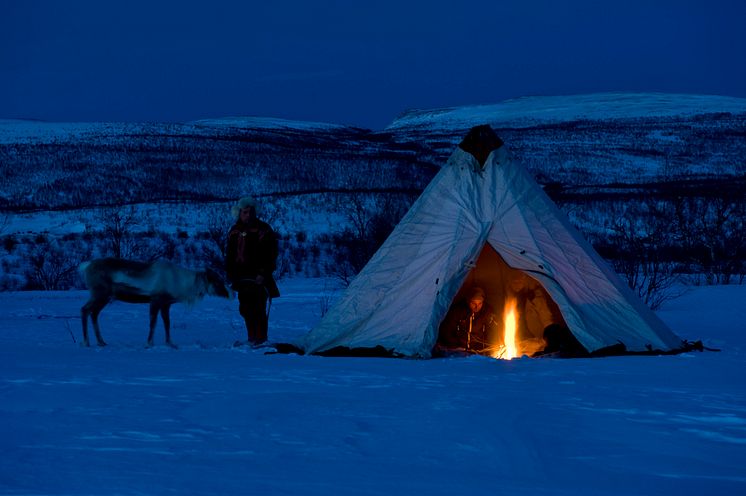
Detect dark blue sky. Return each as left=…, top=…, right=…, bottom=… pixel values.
left=2, top=0, right=745, bottom=129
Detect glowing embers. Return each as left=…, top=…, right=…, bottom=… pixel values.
left=493, top=298, right=519, bottom=360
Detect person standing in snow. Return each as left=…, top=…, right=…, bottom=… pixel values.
left=226, top=196, right=280, bottom=346
left=436, top=287, right=497, bottom=354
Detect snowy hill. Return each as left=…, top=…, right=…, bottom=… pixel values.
left=387, top=92, right=746, bottom=130
left=0, top=117, right=431, bottom=212
left=190, top=115, right=359, bottom=132
left=0, top=119, right=186, bottom=146
left=0, top=92, right=744, bottom=290
left=384, top=92, right=746, bottom=187
left=0, top=116, right=354, bottom=144
left=1, top=92, right=744, bottom=213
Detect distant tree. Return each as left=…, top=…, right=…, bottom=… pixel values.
left=26, top=240, right=80, bottom=290
left=327, top=193, right=411, bottom=285
left=201, top=205, right=233, bottom=276
left=672, top=195, right=746, bottom=284
left=96, top=206, right=140, bottom=259
left=2, top=234, right=19, bottom=254
left=608, top=204, right=681, bottom=310
left=0, top=214, right=9, bottom=236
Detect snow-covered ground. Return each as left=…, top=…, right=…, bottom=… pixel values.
left=1, top=278, right=744, bottom=495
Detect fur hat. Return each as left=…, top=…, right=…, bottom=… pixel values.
left=231, top=196, right=260, bottom=219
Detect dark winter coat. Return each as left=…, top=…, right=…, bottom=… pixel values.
left=437, top=301, right=497, bottom=353
left=226, top=219, right=280, bottom=298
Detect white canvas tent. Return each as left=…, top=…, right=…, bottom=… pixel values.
left=297, top=126, right=683, bottom=358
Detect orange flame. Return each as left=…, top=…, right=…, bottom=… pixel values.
left=503, top=298, right=518, bottom=360
left=491, top=298, right=519, bottom=360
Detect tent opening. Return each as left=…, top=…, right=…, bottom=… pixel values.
left=436, top=244, right=574, bottom=359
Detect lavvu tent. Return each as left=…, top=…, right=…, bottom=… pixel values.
left=296, top=125, right=684, bottom=358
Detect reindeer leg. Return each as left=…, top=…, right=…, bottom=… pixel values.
left=82, top=293, right=108, bottom=347
left=81, top=301, right=92, bottom=347
left=161, top=303, right=176, bottom=349
left=146, top=301, right=160, bottom=348
left=90, top=302, right=107, bottom=347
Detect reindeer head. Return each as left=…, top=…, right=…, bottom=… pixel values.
left=204, top=268, right=231, bottom=299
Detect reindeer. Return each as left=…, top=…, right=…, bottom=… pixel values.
left=80, top=258, right=231, bottom=348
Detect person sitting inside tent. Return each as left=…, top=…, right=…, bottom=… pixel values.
left=508, top=272, right=588, bottom=357
left=509, top=272, right=556, bottom=341
left=436, top=287, right=497, bottom=355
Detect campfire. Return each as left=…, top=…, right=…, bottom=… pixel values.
left=492, top=298, right=519, bottom=360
